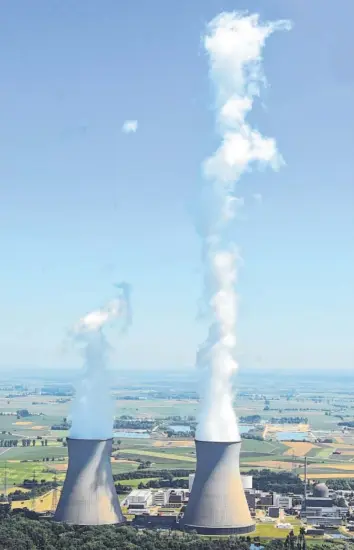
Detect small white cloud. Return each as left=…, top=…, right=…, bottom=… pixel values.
left=122, top=120, right=138, bottom=134
left=253, top=193, right=262, bottom=203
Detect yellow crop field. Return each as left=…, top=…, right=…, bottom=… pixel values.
left=153, top=440, right=194, bottom=448
left=12, top=489, right=62, bottom=512
left=283, top=442, right=317, bottom=457
left=13, top=421, right=32, bottom=426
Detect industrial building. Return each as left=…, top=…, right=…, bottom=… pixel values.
left=301, top=482, right=347, bottom=527
left=153, top=490, right=170, bottom=507
left=124, top=488, right=188, bottom=514
left=126, top=489, right=154, bottom=513
left=274, top=495, right=293, bottom=509
left=54, top=438, right=125, bottom=525
left=181, top=440, right=255, bottom=535
left=268, top=506, right=280, bottom=518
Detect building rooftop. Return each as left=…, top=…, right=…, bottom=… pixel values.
left=129, top=490, right=152, bottom=498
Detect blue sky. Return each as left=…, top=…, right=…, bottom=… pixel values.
left=0, top=0, right=353, bottom=372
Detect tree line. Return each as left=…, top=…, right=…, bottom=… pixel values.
left=0, top=510, right=343, bottom=550
left=0, top=438, right=49, bottom=448
left=113, top=468, right=193, bottom=481
left=249, top=469, right=304, bottom=494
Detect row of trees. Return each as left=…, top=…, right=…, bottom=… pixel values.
left=239, top=415, right=262, bottom=424
left=269, top=417, right=309, bottom=424
left=136, top=478, right=188, bottom=490
left=166, top=429, right=195, bottom=438
left=0, top=439, right=19, bottom=447
left=0, top=511, right=342, bottom=550
left=0, top=438, right=49, bottom=448
left=113, top=419, right=155, bottom=430
left=113, top=468, right=193, bottom=481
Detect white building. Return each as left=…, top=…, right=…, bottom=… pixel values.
left=241, top=475, right=253, bottom=490
left=274, top=495, right=293, bottom=509
left=189, top=474, right=195, bottom=492
left=127, top=489, right=153, bottom=509
left=152, top=490, right=170, bottom=507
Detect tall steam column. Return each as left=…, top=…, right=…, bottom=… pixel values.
left=181, top=439, right=255, bottom=535
left=54, top=438, right=125, bottom=525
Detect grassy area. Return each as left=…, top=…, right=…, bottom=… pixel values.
left=119, top=449, right=196, bottom=462
left=118, top=478, right=158, bottom=487
left=0, top=461, right=66, bottom=490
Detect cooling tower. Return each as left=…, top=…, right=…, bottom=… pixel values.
left=182, top=440, right=255, bottom=535
left=54, top=438, right=125, bottom=525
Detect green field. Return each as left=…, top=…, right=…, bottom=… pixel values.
left=2, top=373, right=354, bottom=492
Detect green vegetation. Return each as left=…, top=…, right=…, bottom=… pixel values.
left=0, top=512, right=349, bottom=550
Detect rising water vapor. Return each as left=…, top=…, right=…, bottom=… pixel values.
left=196, top=12, right=290, bottom=442
left=69, top=283, right=131, bottom=440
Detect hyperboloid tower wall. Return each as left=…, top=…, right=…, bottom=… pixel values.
left=181, top=440, right=255, bottom=535
left=54, top=438, right=125, bottom=525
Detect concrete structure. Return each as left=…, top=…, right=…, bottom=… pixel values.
left=274, top=495, right=293, bottom=509
left=241, top=475, right=253, bottom=490
left=308, top=516, right=342, bottom=527
left=268, top=506, right=280, bottom=518
left=245, top=492, right=257, bottom=509
left=260, top=494, right=273, bottom=506
left=169, top=490, right=184, bottom=505
left=127, top=489, right=153, bottom=510
left=181, top=440, right=255, bottom=535
left=54, top=438, right=124, bottom=525
left=313, top=483, right=330, bottom=498
left=153, top=490, right=170, bottom=507
left=301, top=481, right=346, bottom=523
left=188, top=473, right=195, bottom=492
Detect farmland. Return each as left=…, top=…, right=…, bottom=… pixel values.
left=1, top=368, right=354, bottom=510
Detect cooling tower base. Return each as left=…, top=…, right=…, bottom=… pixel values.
left=183, top=524, right=255, bottom=535
left=181, top=440, right=255, bottom=535
left=54, top=438, right=125, bottom=526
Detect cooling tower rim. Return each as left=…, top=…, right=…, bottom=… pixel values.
left=67, top=437, right=113, bottom=442
left=194, top=438, right=242, bottom=444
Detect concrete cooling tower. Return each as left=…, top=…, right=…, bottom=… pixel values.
left=181, top=440, right=255, bottom=535
left=54, top=438, right=125, bottom=525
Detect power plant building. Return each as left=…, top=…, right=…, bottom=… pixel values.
left=241, top=475, right=253, bottom=490
left=54, top=438, right=125, bottom=526
left=181, top=440, right=255, bottom=535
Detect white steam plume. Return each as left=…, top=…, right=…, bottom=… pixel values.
left=69, top=283, right=131, bottom=440
left=196, top=12, right=291, bottom=442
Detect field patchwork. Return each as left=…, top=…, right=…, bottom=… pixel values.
left=283, top=442, right=318, bottom=457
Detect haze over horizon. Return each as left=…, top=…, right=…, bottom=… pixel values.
left=1, top=1, right=353, bottom=373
